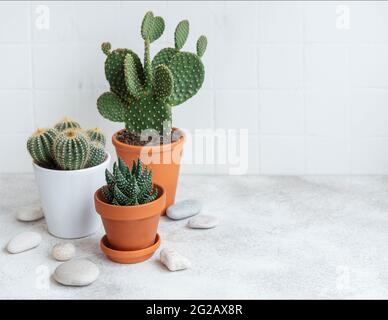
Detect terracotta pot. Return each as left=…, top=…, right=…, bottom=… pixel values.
left=94, top=184, right=166, bottom=254
left=112, top=129, right=185, bottom=213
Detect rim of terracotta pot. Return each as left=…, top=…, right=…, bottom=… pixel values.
left=32, top=152, right=111, bottom=175
left=112, top=127, right=186, bottom=154
left=94, top=184, right=166, bottom=221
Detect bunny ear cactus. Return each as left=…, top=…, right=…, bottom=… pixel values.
left=97, top=11, right=207, bottom=137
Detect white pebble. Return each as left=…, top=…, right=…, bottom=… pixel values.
left=166, top=199, right=202, bottom=220
left=7, top=231, right=42, bottom=254
left=16, top=205, right=43, bottom=222
left=160, top=248, right=191, bottom=271
left=187, top=215, right=218, bottom=229
left=52, top=242, right=75, bottom=261
left=53, top=259, right=99, bottom=286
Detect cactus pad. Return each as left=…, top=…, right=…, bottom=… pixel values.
left=104, top=49, right=144, bottom=101
left=167, top=52, right=205, bottom=106
left=124, top=53, right=143, bottom=99
left=141, top=11, right=165, bottom=43
left=196, top=35, right=208, bottom=58
left=174, top=20, right=189, bottom=50
left=97, top=92, right=127, bottom=123
left=154, top=65, right=173, bottom=101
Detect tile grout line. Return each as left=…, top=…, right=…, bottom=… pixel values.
left=301, top=2, right=307, bottom=175
left=29, top=2, right=36, bottom=129
left=257, top=5, right=262, bottom=175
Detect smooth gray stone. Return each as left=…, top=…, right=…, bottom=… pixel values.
left=52, top=242, right=75, bottom=261
left=166, top=199, right=202, bottom=220
left=16, top=205, right=44, bottom=222
left=187, top=215, right=218, bottom=229
left=54, top=259, right=99, bottom=286
left=7, top=231, right=42, bottom=254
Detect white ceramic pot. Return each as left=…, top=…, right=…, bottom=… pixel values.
left=33, top=153, right=111, bottom=239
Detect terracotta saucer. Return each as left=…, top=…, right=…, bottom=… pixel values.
left=100, top=233, right=160, bottom=264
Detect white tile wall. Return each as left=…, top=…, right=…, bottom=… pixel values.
left=1, top=1, right=388, bottom=175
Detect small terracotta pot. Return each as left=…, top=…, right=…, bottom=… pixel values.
left=112, top=128, right=185, bottom=213
left=94, top=184, right=166, bottom=260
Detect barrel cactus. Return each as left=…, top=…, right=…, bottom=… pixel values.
left=54, top=117, right=81, bottom=132
left=53, top=129, right=90, bottom=170
left=88, top=141, right=106, bottom=168
left=102, top=158, right=157, bottom=206
left=27, top=128, right=58, bottom=167
left=27, top=118, right=107, bottom=170
left=97, top=11, right=207, bottom=137
left=86, top=128, right=106, bottom=146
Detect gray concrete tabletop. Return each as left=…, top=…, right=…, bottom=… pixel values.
left=1, top=174, right=388, bottom=299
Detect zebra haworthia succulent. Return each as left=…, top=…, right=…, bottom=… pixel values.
left=102, top=158, right=158, bottom=206
left=97, top=11, right=207, bottom=136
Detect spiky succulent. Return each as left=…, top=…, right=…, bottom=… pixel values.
left=102, top=158, right=158, bottom=206
left=97, top=11, right=207, bottom=136
left=86, top=127, right=106, bottom=146
left=53, top=129, right=90, bottom=170
left=27, top=128, right=58, bottom=167
left=88, top=141, right=106, bottom=168
left=54, top=117, right=81, bottom=132
left=27, top=118, right=107, bottom=170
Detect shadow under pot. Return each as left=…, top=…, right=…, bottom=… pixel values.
left=33, top=153, right=111, bottom=239
left=112, top=129, right=185, bottom=214
left=94, top=184, right=166, bottom=264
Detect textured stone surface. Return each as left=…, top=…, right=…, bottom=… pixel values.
left=6, top=231, right=42, bottom=254
left=187, top=215, right=218, bottom=229
left=166, top=199, right=202, bottom=220
left=54, top=259, right=99, bottom=286
left=52, top=242, right=75, bottom=261
left=1, top=174, right=388, bottom=298
left=160, top=248, right=191, bottom=271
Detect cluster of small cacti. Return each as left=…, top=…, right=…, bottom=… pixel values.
left=27, top=117, right=107, bottom=170
left=102, top=158, right=157, bottom=206
left=97, top=11, right=207, bottom=136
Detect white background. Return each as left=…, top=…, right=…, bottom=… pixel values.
left=1, top=0, right=388, bottom=174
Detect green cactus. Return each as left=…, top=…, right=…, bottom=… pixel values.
left=86, top=127, right=106, bottom=146
left=54, top=117, right=81, bottom=132
left=27, top=128, right=58, bottom=167
left=27, top=119, right=107, bottom=170
left=53, top=129, right=90, bottom=170
left=97, top=11, right=207, bottom=136
left=102, top=158, right=157, bottom=206
left=88, top=141, right=106, bottom=168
